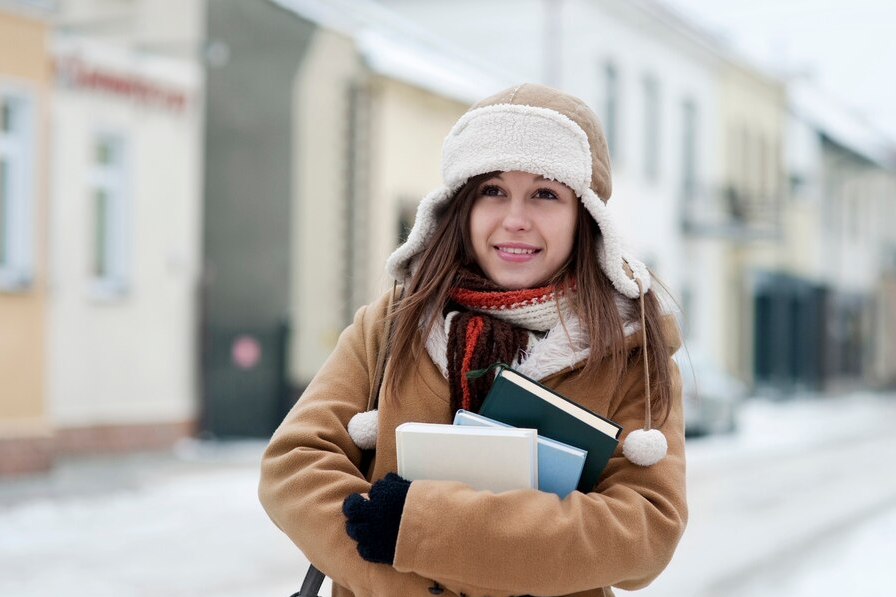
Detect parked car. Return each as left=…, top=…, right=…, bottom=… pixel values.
left=674, top=350, right=747, bottom=437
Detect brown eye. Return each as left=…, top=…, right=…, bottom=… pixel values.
left=534, top=188, right=559, bottom=200
left=480, top=184, right=503, bottom=196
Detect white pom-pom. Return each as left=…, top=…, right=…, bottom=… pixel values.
left=347, top=409, right=378, bottom=450
left=622, top=429, right=667, bottom=466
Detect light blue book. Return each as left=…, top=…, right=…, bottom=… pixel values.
left=453, top=409, right=587, bottom=498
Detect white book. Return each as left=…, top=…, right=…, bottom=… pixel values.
left=395, top=422, right=538, bottom=493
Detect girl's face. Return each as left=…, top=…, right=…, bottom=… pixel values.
left=469, top=171, right=578, bottom=290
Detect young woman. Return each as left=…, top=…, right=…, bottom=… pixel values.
left=259, top=83, right=686, bottom=597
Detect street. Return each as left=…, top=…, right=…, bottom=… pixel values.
left=623, top=392, right=896, bottom=597
left=2, top=392, right=895, bottom=597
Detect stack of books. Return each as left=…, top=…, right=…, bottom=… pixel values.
left=396, top=367, right=622, bottom=497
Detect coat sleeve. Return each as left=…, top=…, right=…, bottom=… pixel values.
left=257, top=294, right=436, bottom=596
left=392, top=355, right=687, bottom=597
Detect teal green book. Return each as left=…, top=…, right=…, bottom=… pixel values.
left=478, top=367, right=622, bottom=492
left=453, top=409, right=586, bottom=499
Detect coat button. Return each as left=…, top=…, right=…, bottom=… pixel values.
left=428, top=581, right=444, bottom=595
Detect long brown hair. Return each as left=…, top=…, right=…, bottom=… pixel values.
left=385, top=173, right=677, bottom=424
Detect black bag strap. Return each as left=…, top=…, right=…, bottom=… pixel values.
left=291, top=565, right=326, bottom=597
left=292, top=284, right=399, bottom=597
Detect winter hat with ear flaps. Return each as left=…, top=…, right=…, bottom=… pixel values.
left=384, top=83, right=666, bottom=467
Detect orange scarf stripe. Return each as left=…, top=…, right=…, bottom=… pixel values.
left=451, top=286, right=555, bottom=310
left=460, top=316, right=484, bottom=411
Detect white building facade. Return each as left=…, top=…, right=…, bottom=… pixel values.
left=47, top=34, right=204, bottom=448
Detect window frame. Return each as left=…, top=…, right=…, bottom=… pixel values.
left=0, top=83, right=36, bottom=292
left=602, top=60, right=620, bottom=162
left=643, top=73, right=661, bottom=182
left=681, top=97, right=699, bottom=198
left=86, top=130, right=130, bottom=299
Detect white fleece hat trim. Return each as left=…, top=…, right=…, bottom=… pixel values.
left=385, top=185, right=452, bottom=282
left=579, top=188, right=651, bottom=299
left=442, top=104, right=594, bottom=196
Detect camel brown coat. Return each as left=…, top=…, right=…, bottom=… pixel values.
left=258, top=291, right=687, bottom=597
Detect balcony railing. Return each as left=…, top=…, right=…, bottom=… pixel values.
left=680, top=184, right=781, bottom=242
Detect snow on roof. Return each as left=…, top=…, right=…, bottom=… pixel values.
left=789, top=81, right=896, bottom=171
left=269, top=0, right=513, bottom=104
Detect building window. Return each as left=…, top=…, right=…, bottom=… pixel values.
left=681, top=98, right=698, bottom=199
left=758, top=136, right=769, bottom=201
left=643, top=74, right=660, bottom=182
left=0, top=90, right=34, bottom=291
left=88, top=134, right=129, bottom=296
left=396, top=201, right=417, bottom=246
left=603, top=62, right=620, bottom=160
left=740, top=126, right=751, bottom=196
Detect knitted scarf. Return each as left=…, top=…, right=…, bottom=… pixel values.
left=446, top=269, right=571, bottom=414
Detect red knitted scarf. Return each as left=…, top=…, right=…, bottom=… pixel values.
left=446, top=269, right=567, bottom=414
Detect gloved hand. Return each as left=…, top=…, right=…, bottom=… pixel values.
left=343, top=472, right=411, bottom=564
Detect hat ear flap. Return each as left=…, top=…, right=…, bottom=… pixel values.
left=386, top=186, right=453, bottom=282
left=580, top=189, right=650, bottom=299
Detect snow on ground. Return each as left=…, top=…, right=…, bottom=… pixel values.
left=726, top=503, right=896, bottom=597
left=686, top=390, right=896, bottom=465
left=0, top=441, right=315, bottom=597
left=1, top=391, right=895, bottom=596
left=625, top=390, right=896, bottom=597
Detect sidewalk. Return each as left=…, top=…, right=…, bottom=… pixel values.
left=0, top=440, right=328, bottom=597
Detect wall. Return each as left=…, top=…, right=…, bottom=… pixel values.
left=47, top=38, right=202, bottom=445
left=0, top=9, right=51, bottom=473
left=291, top=26, right=361, bottom=384
left=365, top=77, right=468, bottom=299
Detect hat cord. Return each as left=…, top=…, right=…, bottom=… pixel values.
left=637, top=279, right=652, bottom=431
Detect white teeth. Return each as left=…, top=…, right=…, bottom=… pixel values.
left=500, top=247, right=536, bottom=255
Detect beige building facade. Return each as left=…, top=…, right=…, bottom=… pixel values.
left=2, top=0, right=206, bottom=475
left=715, top=62, right=787, bottom=383
left=0, top=9, right=52, bottom=474
left=290, top=24, right=485, bottom=384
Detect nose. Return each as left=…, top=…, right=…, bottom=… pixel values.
left=502, top=197, right=532, bottom=232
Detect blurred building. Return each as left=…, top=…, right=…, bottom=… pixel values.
left=1, top=0, right=205, bottom=474
left=681, top=54, right=788, bottom=388
left=47, top=33, right=203, bottom=454
left=44, top=0, right=204, bottom=455
left=768, top=84, right=896, bottom=392
left=200, top=0, right=509, bottom=436
left=383, top=0, right=896, bottom=396
left=4, top=0, right=894, bottom=473
left=0, top=7, right=52, bottom=474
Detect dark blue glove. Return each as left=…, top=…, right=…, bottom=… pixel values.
left=343, top=472, right=411, bottom=564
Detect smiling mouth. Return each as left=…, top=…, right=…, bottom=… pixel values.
left=494, top=245, right=541, bottom=262
left=499, top=247, right=538, bottom=255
